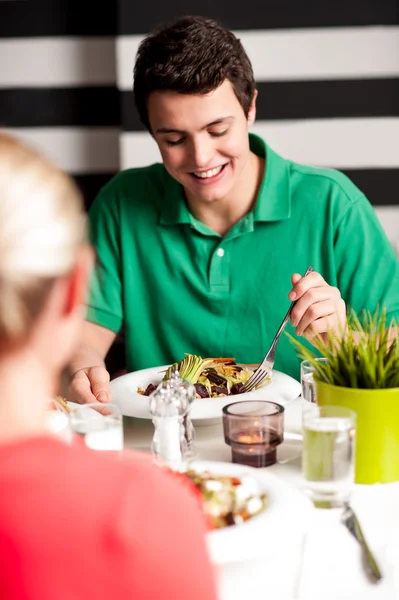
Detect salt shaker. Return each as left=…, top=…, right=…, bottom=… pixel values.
left=149, top=371, right=195, bottom=470
left=168, top=370, right=196, bottom=457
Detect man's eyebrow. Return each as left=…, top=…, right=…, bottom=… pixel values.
left=155, top=116, right=234, bottom=135
left=204, top=117, right=234, bottom=128
left=155, top=127, right=185, bottom=134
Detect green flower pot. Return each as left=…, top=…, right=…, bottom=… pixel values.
left=316, top=380, right=399, bottom=484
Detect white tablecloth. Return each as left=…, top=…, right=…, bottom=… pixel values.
left=123, top=397, right=399, bottom=600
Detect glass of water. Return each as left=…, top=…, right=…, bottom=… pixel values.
left=301, top=358, right=329, bottom=403
left=45, top=399, right=72, bottom=443
left=301, top=358, right=328, bottom=424
left=69, top=403, right=123, bottom=453
left=302, top=405, right=356, bottom=506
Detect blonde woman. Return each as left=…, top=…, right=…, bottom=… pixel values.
left=0, top=133, right=217, bottom=600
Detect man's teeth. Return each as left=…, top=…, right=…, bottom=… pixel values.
left=193, top=165, right=224, bottom=179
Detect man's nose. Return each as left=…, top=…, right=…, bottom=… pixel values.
left=190, top=137, right=213, bottom=168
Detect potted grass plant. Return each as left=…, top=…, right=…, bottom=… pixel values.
left=289, top=308, right=399, bottom=484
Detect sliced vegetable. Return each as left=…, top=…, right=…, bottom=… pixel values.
left=195, top=383, right=210, bottom=398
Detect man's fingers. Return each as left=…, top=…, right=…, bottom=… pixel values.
left=68, top=366, right=111, bottom=405
left=298, top=297, right=346, bottom=338
left=295, top=299, right=338, bottom=336
left=69, top=370, right=97, bottom=405
left=290, top=288, right=341, bottom=329
left=289, top=271, right=325, bottom=301
left=291, top=273, right=302, bottom=287
left=302, top=314, right=339, bottom=341
left=287, top=270, right=346, bottom=345
left=89, top=366, right=111, bottom=403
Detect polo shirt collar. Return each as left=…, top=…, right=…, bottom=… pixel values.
left=160, top=133, right=291, bottom=226
left=160, top=178, right=218, bottom=235
left=160, top=173, right=192, bottom=225
left=250, top=134, right=291, bottom=222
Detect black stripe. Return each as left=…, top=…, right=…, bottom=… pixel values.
left=2, top=1, right=397, bottom=37
left=0, top=0, right=117, bottom=37
left=121, top=78, right=399, bottom=131
left=3, top=80, right=397, bottom=129
left=118, top=1, right=399, bottom=34
left=342, top=169, right=399, bottom=207
left=0, top=88, right=120, bottom=128
left=256, top=79, right=399, bottom=121
left=71, top=169, right=399, bottom=210
left=72, top=173, right=116, bottom=210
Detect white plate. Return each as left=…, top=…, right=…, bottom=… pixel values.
left=190, top=460, right=312, bottom=564
left=110, top=365, right=301, bottom=425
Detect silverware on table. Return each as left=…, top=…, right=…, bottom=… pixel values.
left=241, top=265, right=314, bottom=393
left=341, top=503, right=383, bottom=584
left=293, top=531, right=308, bottom=599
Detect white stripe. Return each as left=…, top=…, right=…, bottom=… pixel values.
left=119, top=118, right=399, bottom=170
left=239, top=26, right=399, bottom=82
left=117, top=26, right=399, bottom=89
left=0, top=38, right=116, bottom=87
left=120, top=132, right=161, bottom=169
left=252, top=118, right=399, bottom=169
left=374, top=207, right=399, bottom=247
left=1, top=127, right=120, bottom=173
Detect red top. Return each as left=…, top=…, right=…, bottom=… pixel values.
left=0, top=436, right=218, bottom=600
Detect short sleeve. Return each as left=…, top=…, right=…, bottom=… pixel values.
left=85, top=184, right=123, bottom=333
left=334, top=193, right=399, bottom=323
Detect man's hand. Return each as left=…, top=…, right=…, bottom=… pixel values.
left=68, top=366, right=111, bottom=405
left=65, top=322, right=116, bottom=404
left=288, top=271, right=346, bottom=345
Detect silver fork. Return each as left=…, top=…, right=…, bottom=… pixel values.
left=241, top=265, right=314, bottom=393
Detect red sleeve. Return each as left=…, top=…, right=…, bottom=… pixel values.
left=109, top=459, right=219, bottom=600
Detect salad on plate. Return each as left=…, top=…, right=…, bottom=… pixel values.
left=183, top=469, right=267, bottom=529
left=137, top=353, right=271, bottom=398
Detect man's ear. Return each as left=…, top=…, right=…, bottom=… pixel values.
left=247, top=89, right=258, bottom=127
left=64, top=245, right=95, bottom=316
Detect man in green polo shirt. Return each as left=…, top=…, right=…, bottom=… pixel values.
left=68, top=15, right=399, bottom=404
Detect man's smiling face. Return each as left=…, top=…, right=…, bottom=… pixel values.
left=148, top=79, right=256, bottom=205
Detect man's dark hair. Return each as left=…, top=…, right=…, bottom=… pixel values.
left=133, top=15, right=256, bottom=133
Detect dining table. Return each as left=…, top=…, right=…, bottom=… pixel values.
left=122, top=396, right=399, bottom=600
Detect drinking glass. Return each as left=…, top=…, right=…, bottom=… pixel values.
left=301, top=358, right=328, bottom=423
left=69, top=403, right=123, bottom=453
left=301, top=358, right=329, bottom=403
left=223, top=400, right=284, bottom=467
left=302, top=405, right=356, bottom=505
left=45, top=399, right=72, bottom=443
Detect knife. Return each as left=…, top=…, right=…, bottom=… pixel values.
left=341, top=503, right=383, bottom=584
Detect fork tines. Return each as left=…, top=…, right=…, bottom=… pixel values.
left=243, top=368, right=269, bottom=392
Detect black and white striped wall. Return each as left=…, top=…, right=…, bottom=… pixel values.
left=1, top=1, right=399, bottom=245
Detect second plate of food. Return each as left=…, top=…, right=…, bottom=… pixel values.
left=186, top=460, right=312, bottom=564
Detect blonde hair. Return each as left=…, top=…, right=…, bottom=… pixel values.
left=0, top=132, right=86, bottom=342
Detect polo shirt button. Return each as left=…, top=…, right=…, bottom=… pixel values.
left=217, top=248, right=225, bottom=257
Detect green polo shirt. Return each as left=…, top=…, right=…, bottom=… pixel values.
left=86, top=133, right=399, bottom=381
